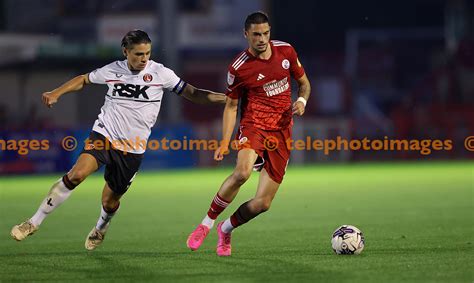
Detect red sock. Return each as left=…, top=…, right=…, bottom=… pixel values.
left=230, top=214, right=240, bottom=227
left=207, top=194, right=230, bottom=219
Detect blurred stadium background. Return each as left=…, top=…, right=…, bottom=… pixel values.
left=0, top=1, right=473, bottom=282
left=0, top=0, right=473, bottom=174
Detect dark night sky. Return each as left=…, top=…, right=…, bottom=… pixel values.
left=272, top=0, right=446, bottom=51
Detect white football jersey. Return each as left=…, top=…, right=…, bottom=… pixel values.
left=88, top=59, right=186, bottom=154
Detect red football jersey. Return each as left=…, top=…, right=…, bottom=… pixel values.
left=226, top=40, right=305, bottom=131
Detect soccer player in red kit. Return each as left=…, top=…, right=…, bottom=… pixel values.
left=187, top=11, right=311, bottom=256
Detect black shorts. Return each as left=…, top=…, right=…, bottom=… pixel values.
left=81, top=131, right=143, bottom=195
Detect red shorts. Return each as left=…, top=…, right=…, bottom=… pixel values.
left=235, top=125, right=292, bottom=184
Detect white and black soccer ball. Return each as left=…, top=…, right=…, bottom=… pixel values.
left=331, top=225, right=365, bottom=255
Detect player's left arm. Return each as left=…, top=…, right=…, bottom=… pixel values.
left=179, top=84, right=227, bottom=105
left=292, top=73, right=311, bottom=116
left=42, top=74, right=90, bottom=108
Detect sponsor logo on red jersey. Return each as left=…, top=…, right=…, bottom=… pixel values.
left=263, top=77, right=289, bottom=97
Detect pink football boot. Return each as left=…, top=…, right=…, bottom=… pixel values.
left=186, top=224, right=210, bottom=251
left=216, top=222, right=232, bottom=256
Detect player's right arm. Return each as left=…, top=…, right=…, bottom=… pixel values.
left=214, top=97, right=239, bottom=161
left=214, top=61, right=243, bottom=161
left=42, top=74, right=90, bottom=108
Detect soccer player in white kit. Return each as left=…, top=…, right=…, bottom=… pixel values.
left=10, top=30, right=226, bottom=250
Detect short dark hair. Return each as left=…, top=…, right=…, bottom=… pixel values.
left=121, top=30, right=151, bottom=49
left=244, top=11, right=270, bottom=31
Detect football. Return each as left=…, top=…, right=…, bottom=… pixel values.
left=331, top=225, right=365, bottom=255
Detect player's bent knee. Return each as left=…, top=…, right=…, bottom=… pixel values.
left=231, top=170, right=251, bottom=185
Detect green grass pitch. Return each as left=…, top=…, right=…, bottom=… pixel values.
left=0, top=161, right=473, bottom=282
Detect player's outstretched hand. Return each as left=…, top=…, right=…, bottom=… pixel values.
left=214, top=145, right=229, bottom=161
left=42, top=92, right=58, bottom=108
left=292, top=100, right=305, bottom=116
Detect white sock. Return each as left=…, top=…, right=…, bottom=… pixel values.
left=95, top=206, right=118, bottom=231
left=221, top=218, right=235, bottom=234
left=30, top=178, right=73, bottom=227
left=201, top=215, right=215, bottom=229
